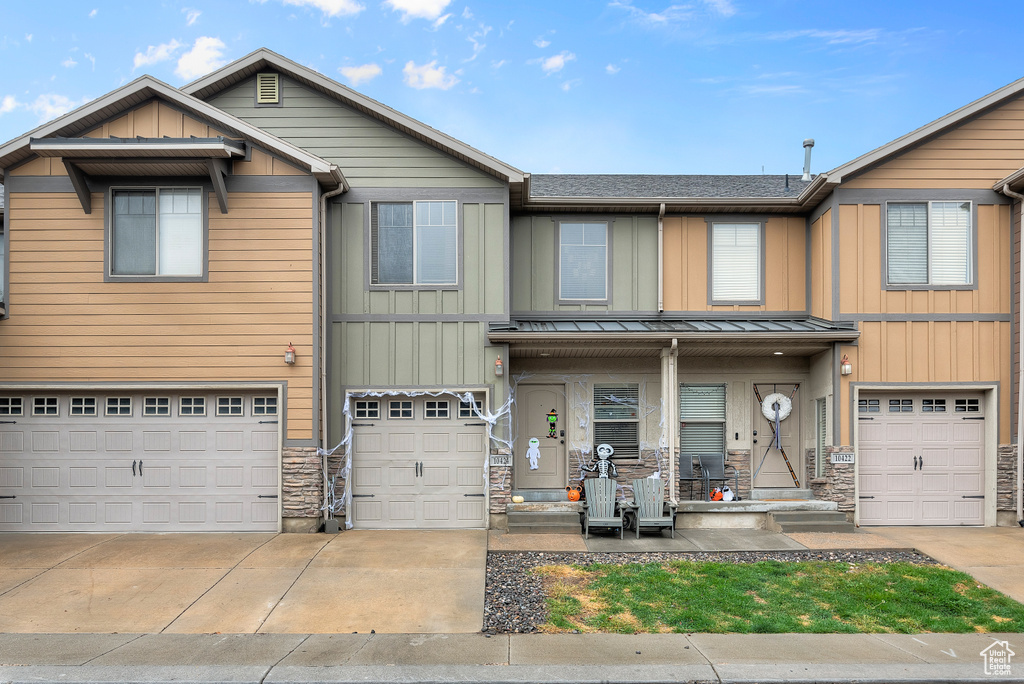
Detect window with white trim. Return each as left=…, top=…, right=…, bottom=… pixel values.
left=106, top=397, right=132, bottom=416
left=111, top=188, right=203, bottom=277
left=560, top=221, right=608, bottom=301
left=389, top=400, right=413, bottom=419
left=180, top=397, right=206, bottom=416
left=253, top=397, right=277, bottom=416
left=425, top=400, right=450, bottom=419
left=711, top=223, right=761, bottom=302
left=886, top=201, right=972, bottom=286
left=217, top=397, right=243, bottom=416
left=70, top=397, right=97, bottom=416
left=0, top=397, right=23, bottom=416
left=679, top=384, right=726, bottom=455
left=33, top=397, right=58, bottom=416
left=144, top=397, right=171, bottom=416
left=593, top=384, right=638, bottom=457
left=354, top=400, right=379, bottom=419
left=459, top=399, right=483, bottom=418
left=371, top=201, right=457, bottom=285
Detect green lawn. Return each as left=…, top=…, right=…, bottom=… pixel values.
left=535, top=560, right=1024, bottom=634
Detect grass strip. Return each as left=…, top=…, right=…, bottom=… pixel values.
left=535, top=560, right=1024, bottom=634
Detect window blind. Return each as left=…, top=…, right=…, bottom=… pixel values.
left=712, top=223, right=759, bottom=301
left=560, top=222, right=607, bottom=300
left=679, top=384, right=726, bottom=454
left=593, top=383, right=638, bottom=456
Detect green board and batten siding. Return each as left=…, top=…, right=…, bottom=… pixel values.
left=207, top=76, right=503, bottom=188
left=511, top=215, right=659, bottom=312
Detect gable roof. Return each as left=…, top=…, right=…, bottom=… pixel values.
left=182, top=48, right=524, bottom=184
left=0, top=75, right=346, bottom=190
left=827, top=75, right=1024, bottom=184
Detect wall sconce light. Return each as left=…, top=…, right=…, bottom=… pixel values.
left=494, top=356, right=504, bottom=376
left=840, top=354, right=852, bottom=376
left=285, top=343, right=296, bottom=365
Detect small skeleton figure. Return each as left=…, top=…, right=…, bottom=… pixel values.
left=582, top=443, right=618, bottom=479
left=546, top=409, right=558, bottom=438
left=526, top=437, right=541, bottom=469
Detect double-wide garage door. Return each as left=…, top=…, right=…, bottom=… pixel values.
left=858, top=392, right=985, bottom=526
left=0, top=390, right=280, bottom=532
left=350, top=395, right=487, bottom=529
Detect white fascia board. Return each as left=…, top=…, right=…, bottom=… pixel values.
left=183, top=48, right=524, bottom=183
left=994, top=166, right=1024, bottom=192
left=0, top=75, right=338, bottom=183
left=828, top=75, right=1024, bottom=183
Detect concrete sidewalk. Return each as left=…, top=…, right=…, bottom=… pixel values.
left=1, top=632, right=1021, bottom=683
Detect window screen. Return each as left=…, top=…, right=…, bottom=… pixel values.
left=679, top=384, right=726, bottom=454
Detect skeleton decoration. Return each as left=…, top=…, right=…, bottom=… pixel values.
left=526, top=437, right=541, bottom=470
left=582, top=443, right=618, bottom=479
left=547, top=409, right=558, bottom=438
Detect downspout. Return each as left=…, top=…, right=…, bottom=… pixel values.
left=319, top=167, right=348, bottom=523
left=658, top=203, right=666, bottom=313
left=1003, top=183, right=1024, bottom=525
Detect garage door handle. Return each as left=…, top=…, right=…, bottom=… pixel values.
left=0, top=495, right=15, bottom=499
left=132, top=460, right=137, bottom=477
left=258, top=420, right=278, bottom=424
left=859, top=496, right=875, bottom=499
left=0, top=420, right=16, bottom=424
left=257, top=494, right=279, bottom=499
left=352, top=423, right=375, bottom=427
left=962, top=417, right=984, bottom=420
left=352, top=494, right=375, bottom=498
left=138, top=460, right=143, bottom=476
left=962, top=495, right=985, bottom=499
left=914, top=456, right=920, bottom=471
left=464, top=422, right=486, bottom=426
left=464, top=493, right=485, bottom=497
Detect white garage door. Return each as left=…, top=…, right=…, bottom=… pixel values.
left=0, top=391, right=280, bottom=532
left=349, top=395, right=487, bottom=529
left=858, top=392, right=985, bottom=526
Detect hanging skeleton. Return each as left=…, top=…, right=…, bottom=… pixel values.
left=582, top=443, right=618, bottom=479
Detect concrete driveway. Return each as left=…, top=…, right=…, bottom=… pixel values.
left=0, top=530, right=486, bottom=634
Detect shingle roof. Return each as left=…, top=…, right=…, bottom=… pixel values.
left=530, top=174, right=814, bottom=199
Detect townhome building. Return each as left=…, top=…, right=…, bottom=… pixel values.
left=0, top=48, right=1020, bottom=533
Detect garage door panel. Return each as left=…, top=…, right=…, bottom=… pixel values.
left=252, top=431, right=277, bottom=452
left=180, top=432, right=207, bottom=451
left=70, top=502, right=97, bottom=524
left=106, top=467, right=133, bottom=487
left=216, top=501, right=243, bottom=524
left=105, top=432, right=133, bottom=451
left=353, top=465, right=382, bottom=488
left=70, top=432, right=97, bottom=452
left=389, top=500, right=416, bottom=520
left=143, top=432, right=171, bottom=452
left=388, top=433, right=416, bottom=452
left=1, top=432, right=24, bottom=452
left=0, top=467, right=24, bottom=487
left=32, top=467, right=59, bottom=488
left=179, top=502, right=207, bottom=524
left=104, top=502, right=132, bottom=524
left=144, top=501, right=171, bottom=524
left=143, top=467, right=171, bottom=488
left=32, top=432, right=59, bottom=452
left=1, top=502, right=22, bottom=523
left=458, top=500, right=484, bottom=521
left=216, top=431, right=244, bottom=452
left=858, top=391, right=984, bottom=526
left=389, top=465, right=417, bottom=487
left=354, top=433, right=381, bottom=453
left=457, top=433, right=484, bottom=453
left=422, top=466, right=449, bottom=487
left=352, top=499, right=382, bottom=523
left=457, top=467, right=482, bottom=487
left=423, top=500, right=449, bottom=521
left=252, top=501, right=277, bottom=523
left=423, top=433, right=449, bottom=451
left=180, top=467, right=208, bottom=487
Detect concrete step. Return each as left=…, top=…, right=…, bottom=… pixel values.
left=750, top=488, right=815, bottom=500
left=767, top=510, right=856, bottom=533
left=513, top=489, right=571, bottom=502
left=507, top=510, right=581, bottom=535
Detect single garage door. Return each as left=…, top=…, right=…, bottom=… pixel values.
left=0, top=390, right=280, bottom=532
left=349, top=395, right=487, bottom=529
left=858, top=392, right=984, bottom=526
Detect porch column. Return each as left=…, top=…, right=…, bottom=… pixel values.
left=661, top=339, right=679, bottom=501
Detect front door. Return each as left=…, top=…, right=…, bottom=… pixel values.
left=514, top=385, right=566, bottom=489
left=751, top=383, right=802, bottom=489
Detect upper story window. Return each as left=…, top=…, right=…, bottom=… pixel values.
left=886, top=201, right=972, bottom=287
left=111, top=188, right=203, bottom=278
left=710, top=222, right=761, bottom=303
left=371, top=200, right=457, bottom=286
left=559, top=221, right=607, bottom=301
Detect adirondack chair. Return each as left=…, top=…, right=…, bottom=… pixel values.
left=581, top=477, right=626, bottom=539
left=626, top=478, right=676, bottom=538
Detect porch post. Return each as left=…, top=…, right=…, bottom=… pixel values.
left=662, top=339, right=679, bottom=502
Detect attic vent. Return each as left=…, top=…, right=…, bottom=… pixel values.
left=256, top=73, right=280, bottom=105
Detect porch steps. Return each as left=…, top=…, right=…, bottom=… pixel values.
left=766, top=510, right=856, bottom=534
left=506, top=501, right=582, bottom=534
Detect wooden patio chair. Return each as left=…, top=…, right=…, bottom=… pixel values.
left=626, top=478, right=676, bottom=538
left=581, top=477, right=626, bottom=539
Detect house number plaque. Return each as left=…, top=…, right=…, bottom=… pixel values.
left=490, top=453, right=513, bottom=467
left=830, top=452, right=855, bottom=464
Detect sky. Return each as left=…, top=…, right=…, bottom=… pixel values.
left=0, top=0, right=1020, bottom=176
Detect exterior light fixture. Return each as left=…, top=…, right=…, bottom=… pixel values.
left=494, top=356, right=503, bottom=376
left=773, top=351, right=783, bottom=355
left=285, top=343, right=296, bottom=365
left=840, top=354, right=852, bottom=376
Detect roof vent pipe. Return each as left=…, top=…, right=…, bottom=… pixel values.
left=802, top=138, right=815, bottom=181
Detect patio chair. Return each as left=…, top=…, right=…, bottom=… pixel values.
left=697, top=453, right=738, bottom=500
left=581, top=477, right=626, bottom=539
left=678, top=453, right=704, bottom=500
left=626, top=478, right=676, bottom=538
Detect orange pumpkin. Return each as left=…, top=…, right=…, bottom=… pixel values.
left=566, top=485, right=582, bottom=502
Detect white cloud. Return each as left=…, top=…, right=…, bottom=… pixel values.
left=29, top=94, right=91, bottom=123
left=430, top=12, right=452, bottom=29
left=183, top=8, right=202, bottom=25
left=175, top=37, right=228, bottom=80
left=609, top=1, right=695, bottom=25
left=461, top=6, right=472, bottom=19
left=88, top=8, right=97, bottom=17
left=385, top=0, right=452, bottom=22
left=25, top=34, right=32, bottom=42
left=84, top=52, right=96, bottom=69
left=491, top=59, right=506, bottom=69
left=765, top=28, right=882, bottom=45
left=0, top=95, right=20, bottom=115
left=561, top=79, right=581, bottom=91
left=402, top=60, right=458, bottom=89
left=534, top=37, right=550, bottom=48
left=62, top=57, right=78, bottom=68
left=256, top=0, right=364, bottom=17
left=702, top=0, right=736, bottom=16
left=339, top=63, right=382, bottom=85
left=537, top=51, right=575, bottom=74
left=605, top=64, right=620, bottom=75
left=133, top=40, right=184, bottom=70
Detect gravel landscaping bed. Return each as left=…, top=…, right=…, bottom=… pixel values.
left=483, top=549, right=940, bottom=634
